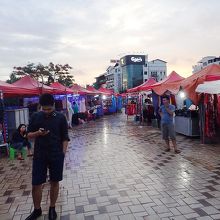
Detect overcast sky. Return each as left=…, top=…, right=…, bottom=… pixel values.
left=0, top=0, right=220, bottom=85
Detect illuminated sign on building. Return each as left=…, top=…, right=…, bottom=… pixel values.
left=120, top=55, right=145, bottom=66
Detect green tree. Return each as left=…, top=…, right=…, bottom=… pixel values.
left=6, top=72, right=20, bottom=84
left=48, top=63, right=74, bottom=86
left=12, top=62, right=74, bottom=86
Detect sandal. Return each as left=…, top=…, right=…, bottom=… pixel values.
left=17, top=157, right=24, bottom=160
left=175, top=150, right=181, bottom=154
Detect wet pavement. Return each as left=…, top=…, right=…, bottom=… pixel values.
left=1, top=113, right=220, bottom=220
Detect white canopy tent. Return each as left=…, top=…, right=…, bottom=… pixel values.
left=196, top=80, right=220, bottom=94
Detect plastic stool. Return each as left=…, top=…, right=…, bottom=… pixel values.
left=9, top=147, right=27, bottom=160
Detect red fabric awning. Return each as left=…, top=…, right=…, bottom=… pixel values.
left=181, top=64, right=220, bottom=104
left=71, top=84, right=93, bottom=95
left=127, top=78, right=157, bottom=93
left=151, top=71, right=185, bottom=95
left=13, top=76, right=56, bottom=94
left=50, top=82, right=73, bottom=94
left=86, top=86, right=102, bottom=95
left=0, top=80, right=34, bottom=97
left=98, top=87, right=114, bottom=95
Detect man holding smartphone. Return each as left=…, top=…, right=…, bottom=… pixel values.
left=26, top=94, right=69, bottom=220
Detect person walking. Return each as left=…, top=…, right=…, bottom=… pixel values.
left=25, top=93, right=69, bottom=220
left=159, top=95, right=180, bottom=154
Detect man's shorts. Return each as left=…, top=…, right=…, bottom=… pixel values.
left=161, top=123, right=176, bottom=140
left=32, top=153, right=65, bottom=185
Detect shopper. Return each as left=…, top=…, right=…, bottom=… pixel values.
left=159, top=95, right=180, bottom=154
left=11, top=124, right=33, bottom=160
left=143, top=99, right=154, bottom=125
left=72, top=101, right=79, bottom=125
left=25, top=93, right=69, bottom=220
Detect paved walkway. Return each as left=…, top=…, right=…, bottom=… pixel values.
left=1, top=113, right=220, bottom=220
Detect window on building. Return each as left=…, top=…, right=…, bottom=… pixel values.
left=144, top=71, right=148, bottom=75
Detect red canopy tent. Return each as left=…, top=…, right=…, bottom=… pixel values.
left=151, top=71, right=185, bottom=95
left=86, top=85, right=102, bottom=95
left=127, top=78, right=157, bottom=93
left=50, top=82, right=73, bottom=94
left=98, top=87, right=114, bottom=95
left=71, top=84, right=93, bottom=95
left=13, top=76, right=57, bottom=94
left=0, top=80, right=34, bottom=97
left=180, top=64, right=220, bottom=104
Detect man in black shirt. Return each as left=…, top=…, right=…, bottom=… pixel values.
left=25, top=94, right=69, bottom=220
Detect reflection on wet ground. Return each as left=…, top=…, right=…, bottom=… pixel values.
left=0, top=113, right=220, bottom=220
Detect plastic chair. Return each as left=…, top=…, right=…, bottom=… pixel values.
left=9, top=146, right=27, bottom=160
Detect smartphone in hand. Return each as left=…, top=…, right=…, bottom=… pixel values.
left=39, top=128, right=50, bottom=135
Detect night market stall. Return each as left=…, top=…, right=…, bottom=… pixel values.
left=126, top=78, right=157, bottom=122
left=70, top=84, right=93, bottom=124
left=85, top=86, right=103, bottom=118
left=14, top=76, right=63, bottom=116
left=0, top=80, right=36, bottom=154
left=196, top=79, right=220, bottom=144
left=175, top=64, right=220, bottom=137
left=98, top=87, right=117, bottom=114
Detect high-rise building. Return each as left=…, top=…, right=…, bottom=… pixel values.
left=120, top=55, right=167, bottom=91
left=193, top=56, right=220, bottom=73
left=120, top=55, right=146, bottom=91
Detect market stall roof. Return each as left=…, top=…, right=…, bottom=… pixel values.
left=151, top=71, right=185, bottom=95
left=196, top=80, right=220, bottom=94
left=0, top=80, right=34, bottom=97
left=71, top=84, right=93, bottom=95
left=98, top=87, right=114, bottom=95
left=50, top=82, right=73, bottom=94
left=13, top=75, right=56, bottom=94
left=86, top=85, right=102, bottom=94
left=181, top=64, right=220, bottom=104
left=127, top=78, right=157, bottom=93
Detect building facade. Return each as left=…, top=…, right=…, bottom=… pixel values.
left=120, top=55, right=146, bottom=91
left=193, top=56, right=220, bottom=73
left=143, top=59, right=167, bottom=82
left=94, top=73, right=106, bottom=89
left=105, top=63, right=122, bottom=93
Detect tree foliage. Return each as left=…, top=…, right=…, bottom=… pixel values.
left=11, top=62, right=74, bottom=87
left=6, top=73, right=21, bottom=84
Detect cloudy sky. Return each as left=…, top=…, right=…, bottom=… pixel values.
left=0, top=0, right=220, bottom=85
